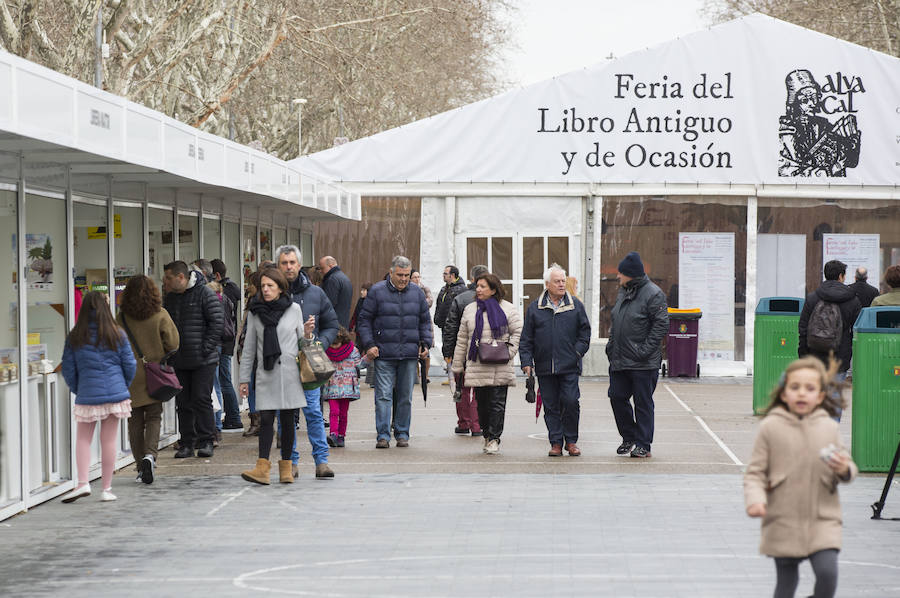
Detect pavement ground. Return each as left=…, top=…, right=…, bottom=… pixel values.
left=2, top=376, right=899, bottom=597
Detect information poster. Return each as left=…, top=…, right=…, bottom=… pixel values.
left=822, top=234, right=880, bottom=283
left=678, top=233, right=735, bottom=360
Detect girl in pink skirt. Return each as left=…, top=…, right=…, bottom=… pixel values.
left=60, top=291, right=137, bottom=503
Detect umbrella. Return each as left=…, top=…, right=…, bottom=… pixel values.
left=419, top=345, right=429, bottom=406
left=535, top=389, right=543, bottom=422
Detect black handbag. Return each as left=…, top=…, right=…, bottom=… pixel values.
left=121, top=315, right=182, bottom=402
left=477, top=338, right=510, bottom=364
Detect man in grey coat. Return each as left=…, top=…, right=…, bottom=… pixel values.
left=606, top=252, right=668, bottom=459
left=319, top=255, right=354, bottom=328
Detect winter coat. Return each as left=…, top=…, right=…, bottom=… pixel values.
left=321, top=266, right=354, bottom=328
left=871, top=289, right=900, bottom=306
left=434, top=279, right=467, bottom=328
left=519, top=290, right=591, bottom=376
left=61, top=327, right=137, bottom=406
left=848, top=280, right=879, bottom=308
left=322, top=347, right=363, bottom=401
left=442, top=284, right=476, bottom=359
left=117, top=309, right=180, bottom=409
left=798, top=280, right=862, bottom=372
left=451, top=299, right=522, bottom=387
left=163, top=271, right=224, bottom=369
left=357, top=279, right=433, bottom=360
left=744, top=406, right=857, bottom=558
left=220, top=277, right=241, bottom=355
left=606, top=275, right=668, bottom=372
left=238, top=303, right=307, bottom=411
left=287, top=270, right=340, bottom=348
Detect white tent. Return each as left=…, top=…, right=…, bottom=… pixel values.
left=294, top=14, right=900, bottom=376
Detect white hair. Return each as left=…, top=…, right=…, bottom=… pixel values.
left=275, top=244, right=301, bottom=263
left=391, top=255, right=412, bottom=271
left=543, top=263, right=567, bottom=284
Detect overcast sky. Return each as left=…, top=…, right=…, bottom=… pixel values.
left=498, top=0, right=709, bottom=87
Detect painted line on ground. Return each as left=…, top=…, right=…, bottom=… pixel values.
left=205, top=486, right=250, bottom=517
left=664, top=383, right=743, bottom=466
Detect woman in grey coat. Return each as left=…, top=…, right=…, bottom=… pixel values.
left=238, top=267, right=313, bottom=485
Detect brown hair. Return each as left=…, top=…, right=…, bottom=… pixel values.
left=885, top=265, right=900, bottom=289
left=68, top=291, right=124, bottom=351
left=119, top=275, right=162, bottom=320
left=764, top=356, right=845, bottom=418
left=474, top=273, right=505, bottom=301
left=259, top=267, right=288, bottom=293
left=334, top=326, right=353, bottom=346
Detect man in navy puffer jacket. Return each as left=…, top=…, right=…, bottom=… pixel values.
left=519, top=264, right=591, bottom=457
left=357, top=255, right=432, bottom=449
left=163, top=260, right=223, bottom=459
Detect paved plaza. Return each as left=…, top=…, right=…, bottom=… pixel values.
left=2, top=377, right=899, bottom=597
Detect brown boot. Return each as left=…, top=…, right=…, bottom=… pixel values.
left=278, top=460, right=294, bottom=484
left=241, top=458, right=270, bottom=485
left=243, top=412, right=260, bottom=437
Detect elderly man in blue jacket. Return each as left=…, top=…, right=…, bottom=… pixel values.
left=357, top=255, right=432, bottom=449
left=520, top=264, right=592, bottom=457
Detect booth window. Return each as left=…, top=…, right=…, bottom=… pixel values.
left=149, top=208, right=174, bottom=292
left=202, top=215, right=220, bottom=260
left=177, top=212, right=198, bottom=265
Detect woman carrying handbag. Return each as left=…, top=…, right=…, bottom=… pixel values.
left=452, top=273, right=523, bottom=455
left=117, top=275, right=180, bottom=485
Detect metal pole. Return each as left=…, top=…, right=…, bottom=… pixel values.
left=292, top=98, right=307, bottom=157
left=94, top=5, right=103, bottom=88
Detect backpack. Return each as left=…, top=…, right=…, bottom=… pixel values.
left=219, top=293, right=236, bottom=342
left=807, top=299, right=842, bottom=353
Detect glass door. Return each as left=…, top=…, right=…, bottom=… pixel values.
left=0, top=187, right=21, bottom=508
left=149, top=208, right=174, bottom=293
left=177, top=212, right=199, bottom=265
left=202, top=215, right=221, bottom=260
left=520, top=235, right=571, bottom=310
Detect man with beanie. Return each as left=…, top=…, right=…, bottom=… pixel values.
left=606, top=251, right=668, bottom=458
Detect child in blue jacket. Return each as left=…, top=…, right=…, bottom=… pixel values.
left=60, top=291, right=137, bottom=503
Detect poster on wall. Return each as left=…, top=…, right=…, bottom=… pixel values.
left=86, top=214, right=122, bottom=239
left=678, top=233, right=735, bottom=360
left=822, top=234, right=880, bottom=283
left=12, top=234, right=54, bottom=290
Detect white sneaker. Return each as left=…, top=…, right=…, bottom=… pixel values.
left=100, top=489, right=117, bottom=502
left=485, top=439, right=500, bottom=455
left=482, top=438, right=489, bottom=454
left=62, top=484, right=91, bottom=503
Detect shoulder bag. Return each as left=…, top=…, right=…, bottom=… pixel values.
left=121, top=315, right=182, bottom=402
left=296, top=337, right=336, bottom=390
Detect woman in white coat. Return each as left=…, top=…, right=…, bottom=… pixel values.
left=239, top=267, right=313, bottom=484
left=452, top=273, right=522, bottom=455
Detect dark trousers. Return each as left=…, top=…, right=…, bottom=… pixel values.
left=538, top=373, right=581, bottom=445
left=608, top=369, right=658, bottom=451
left=474, top=385, right=508, bottom=442
left=175, top=364, right=217, bottom=447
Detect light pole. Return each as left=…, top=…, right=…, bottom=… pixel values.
left=292, top=98, right=307, bottom=157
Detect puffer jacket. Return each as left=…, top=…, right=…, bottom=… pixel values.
left=519, top=290, right=591, bottom=376
left=61, top=326, right=137, bottom=405
left=163, top=271, right=224, bottom=369
left=798, top=280, right=861, bottom=372
left=321, top=266, right=354, bottom=328
left=744, top=406, right=857, bottom=557
left=117, top=309, right=180, bottom=409
left=451, top=299, right=522, bottom=387
left=357, top=279, right=432, bottom=360
left=606, top=275, right=668, bottom=372
left=220, top=277, right=241, bottom=355
left=287, top=270, right=339, bottom=348
left=442, top=284, right=476, bottom=359
left=434, top=279, right=467, bottom=328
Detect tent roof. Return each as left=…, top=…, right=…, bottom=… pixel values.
left=294, top=14, right=900, bottom=192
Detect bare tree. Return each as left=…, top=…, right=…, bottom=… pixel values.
left=0, top=0, right=513, bottom=157
left=703, top=0, right=900, bottom=57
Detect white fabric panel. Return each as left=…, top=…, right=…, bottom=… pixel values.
left=298, top=14, right=898, bottom=187
left=457, top=197, right=581, bottom=233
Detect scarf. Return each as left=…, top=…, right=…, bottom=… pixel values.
left=325, top=343, right=354, bottom=363
left=248, top=294, right=292, bottom=370
left=468, top=297, right=508, bottom=362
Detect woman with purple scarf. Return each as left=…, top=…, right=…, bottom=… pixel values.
left=451, top=273, right=523, bottom=455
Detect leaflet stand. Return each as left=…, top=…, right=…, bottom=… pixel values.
left=871, top=434, right=900, bottom=521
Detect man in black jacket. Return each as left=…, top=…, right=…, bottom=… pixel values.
left=318, top=256, right=353, bottom=328
left=433, top=265, right=466, bottom=330
left=163, top=260, right=224, bottom=459
left=211, top=258, right=243, bottom=431
left=520, top=264, right=592, bottom=457
left=798, top=260, right=862, bottom=376
left=442, top=264, right=488, bottom=436
left=606, top=252, right=668, bottom=459
left=848, top=266, right=879, bottom=308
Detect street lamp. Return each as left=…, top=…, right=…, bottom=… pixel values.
left=292, top=98, right=307, bottom=157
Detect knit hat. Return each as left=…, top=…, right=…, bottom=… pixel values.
left=618, top=252, right=645, bottom=278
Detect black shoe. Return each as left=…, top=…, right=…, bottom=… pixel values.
left=327, top=433, right=338, bottom=448
left=140, top=456, right=155, bottom=485
left=471, top=430, right=483, bottom=437
left=616, top=440, right=635, bottom=456
left=630, top=446, right=651, bottom=459
left=196, top=442, right=214, bottom=458
left=174, top=446, right=194, bottom=459
left=222, top=420, right=243, bottom=431
left=454, top=427, right=470, bottom=435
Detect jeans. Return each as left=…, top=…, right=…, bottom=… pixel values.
left=213, top=360, right=223, bottom=431
left=608, top=369, right=658, bottom=451
left=301, top=386, right=329, bottom=465
left=538, top=372, right=581, bottom=445
left=219, top=352, right=241, bottom=426
left=373, top=359, right=417, bottom=441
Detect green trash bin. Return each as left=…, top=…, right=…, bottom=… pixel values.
left=753, top=297, right=805, bottom=415
left=851, top=307, right=900, bottom=472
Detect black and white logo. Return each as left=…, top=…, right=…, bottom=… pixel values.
left=778, top=69, right=862, bottom=177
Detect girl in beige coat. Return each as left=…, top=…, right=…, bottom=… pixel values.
left=452, top=273, right=522, bottom=455
left=744, top=357, right=857, bottom=598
